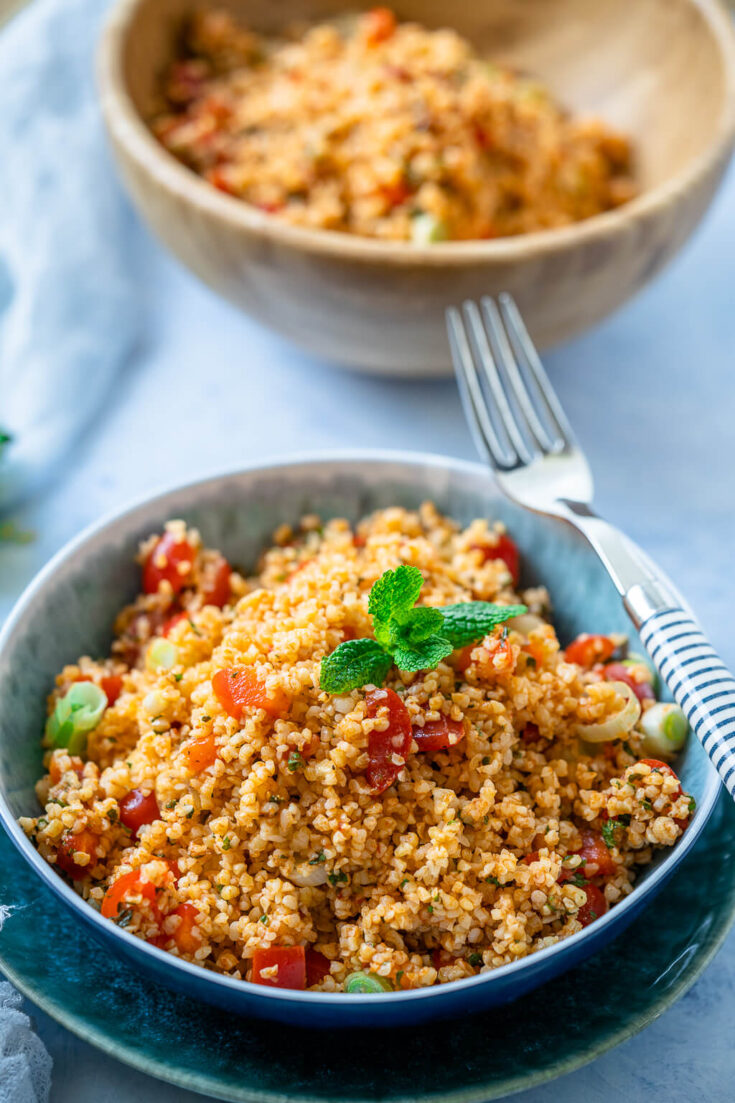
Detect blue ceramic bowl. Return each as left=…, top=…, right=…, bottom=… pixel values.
left=0, top=452, right=719, bottom=1027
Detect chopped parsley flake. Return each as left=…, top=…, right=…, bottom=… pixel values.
left=327, top=871, right=348, bottom=886
left=287, top=751, right=304, bottom=773
left=222, top=837, right=231, bottom=851
left=309, top=850, right=326, bottom=865
left=468, top=952, right=483, bottom=966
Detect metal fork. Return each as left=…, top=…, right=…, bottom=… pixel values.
left=447, top=294, right=735, bottom=800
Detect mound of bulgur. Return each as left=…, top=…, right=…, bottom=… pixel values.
left=152, top=8, right=636, bottom=242
left=22, top=504, right=693, bottom=991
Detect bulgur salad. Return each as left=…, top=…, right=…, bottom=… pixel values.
left=152, top=8, right=636, bottom=242
left=22, top=505, right=694, bottom=993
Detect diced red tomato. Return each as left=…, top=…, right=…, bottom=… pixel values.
left=48, top=753, right=85, bottom=785
left=212, top=668, right=289, bottom=720
left=201, top=555, right=232, bottom=607
left=473, top=122, right=494, bottom=151
left=364, top=7, right=396, bottom=44
left=365, top=687, right=413, bottom=794
left=477, top=630, right=515, bottom=677
left=162, top=611, right=188, bottom=637
left=167, top=860, right=181, bottom=883
left=453, top=645, right=476, bottom=673
left=574, top=828, right=618, bottom=877
left=101, top=675, right=123, bottom=706
left=564, top=634, right=616, bottom=667
left=169, top=902, right=201, bottom=954
left=143, top=533, right=195, bottom=595
left=471, top=534, right=520, bottom=585
left=412, top=717, right=464, bottom=753
left=101, top=869, right=159, bottom=920
left=55, top=830, right=99, bottom=880
left=119, top=789, right=160, bottom=839
left=353, top=532, right=367, bottom=548
left=206, top=166, right=237, bottom=195
left=187, top=733, right=217, bottom=774
left=521, top=722, right=541, bottom=745
left=431, top=948, right=453, bottom=970
left=252, top=946, right=306, bottom=989
left=603, top=663, right=654, bottom=702
left=577, top=883, right=608, bottom=927
left=305, top=949, right=331, bottom=987
left=380, top=177, right=411, bottom=208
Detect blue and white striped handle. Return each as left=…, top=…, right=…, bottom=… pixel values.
left=639, top=608, right=735, bottom=798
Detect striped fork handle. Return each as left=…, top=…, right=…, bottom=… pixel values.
left=629, top=590, right=735, bottom=797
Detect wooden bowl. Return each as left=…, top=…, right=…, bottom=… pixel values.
left=98, top=0, right=735, bottom=376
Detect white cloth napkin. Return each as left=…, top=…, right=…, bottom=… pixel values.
left=0, top=0, right=141, bottom=512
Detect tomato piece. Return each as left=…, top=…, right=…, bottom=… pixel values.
left=431, top=948, right=453, bottom=970
left=213, top=668, right=289, bottom=720
left=453, top=645, right=475, bottom=673
left=49, top=753, right=85, bottom=785
left=143, top=532, right=195, bottom=595
left=55, top=830, right=99, bottom=880
left=305, top=949, right=331, bottom=987
left=364, top=7, right=396, bottom=44
left=162, top=611, right=188, bottom=637
left=381, top=178, right=411, bottom=208
left=365, top=687, right=412, bottom=794
left=202, top=555, right=232, bottom=607
left=252, top=946, right=306, bottom=989
left=471, top=534, right=520, bottom=585
left=119, top=789, right=160, bottom=839
left=564, top=634, right=616, bottom=667
left=575, top=828, right=618, bottom=877
left=187, top=733, right=217, bottom=774
left=101, top=869, right=159, bottom=920
left=101, top=675, right=123, bottom=706
left=170, top=902, right=201, bottom=954
left=412, top=718, right=464, bottom=753
left=603, top=663, right=654, bottom=702
left=206, top=166, right=237, bottom=195
left=477, top=630, right=515, bottom=677
left=521, top=722, right=541, bottom=745
left=577, top=883, right=608, bottom=927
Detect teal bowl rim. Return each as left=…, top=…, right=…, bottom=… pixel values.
left=0, top=449, right=721, bottom=1015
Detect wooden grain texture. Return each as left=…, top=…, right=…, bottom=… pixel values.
left=97, top=0, right=735, bottom=375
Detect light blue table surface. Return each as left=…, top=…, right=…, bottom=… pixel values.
left=1, top=160, right=734, bottom=1101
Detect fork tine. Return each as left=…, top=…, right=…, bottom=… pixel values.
left=498, top=293, right=576, bottom=449
left=481, top=297, right=562, bottom=454
left=446, top=307, right=516, bottom=470
left=463, top=301, right=535, bottom=467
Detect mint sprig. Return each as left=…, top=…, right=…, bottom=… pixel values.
left=320, top=565, right=525, bottom=694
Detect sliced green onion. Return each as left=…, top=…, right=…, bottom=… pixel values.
left=639, top=703, right=689, bottom=756
left=344, top=971, right=393, bottom=993
left=146, top=638, right=178, bottom=671
left=46, top=682, right=107, bottom=755
left=410, top=211, right=447, bottom=245
left=575, top=681, right=641, bottom=743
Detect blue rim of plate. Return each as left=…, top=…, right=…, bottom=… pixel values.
left=1, top=791, right=733, bottom=1103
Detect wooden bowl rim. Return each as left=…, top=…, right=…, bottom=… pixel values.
left=97, top=0, right=735, bottom=268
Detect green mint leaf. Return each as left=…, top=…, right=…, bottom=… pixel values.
left=439, top=602, right=527, bottom=649
left=320, top=638, right=393, bottom=694
left=391, top=606, right=445, bottom=648
left=392, top=635, right=454, bottom=673
left=368, top=565, right=423, bottom=646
